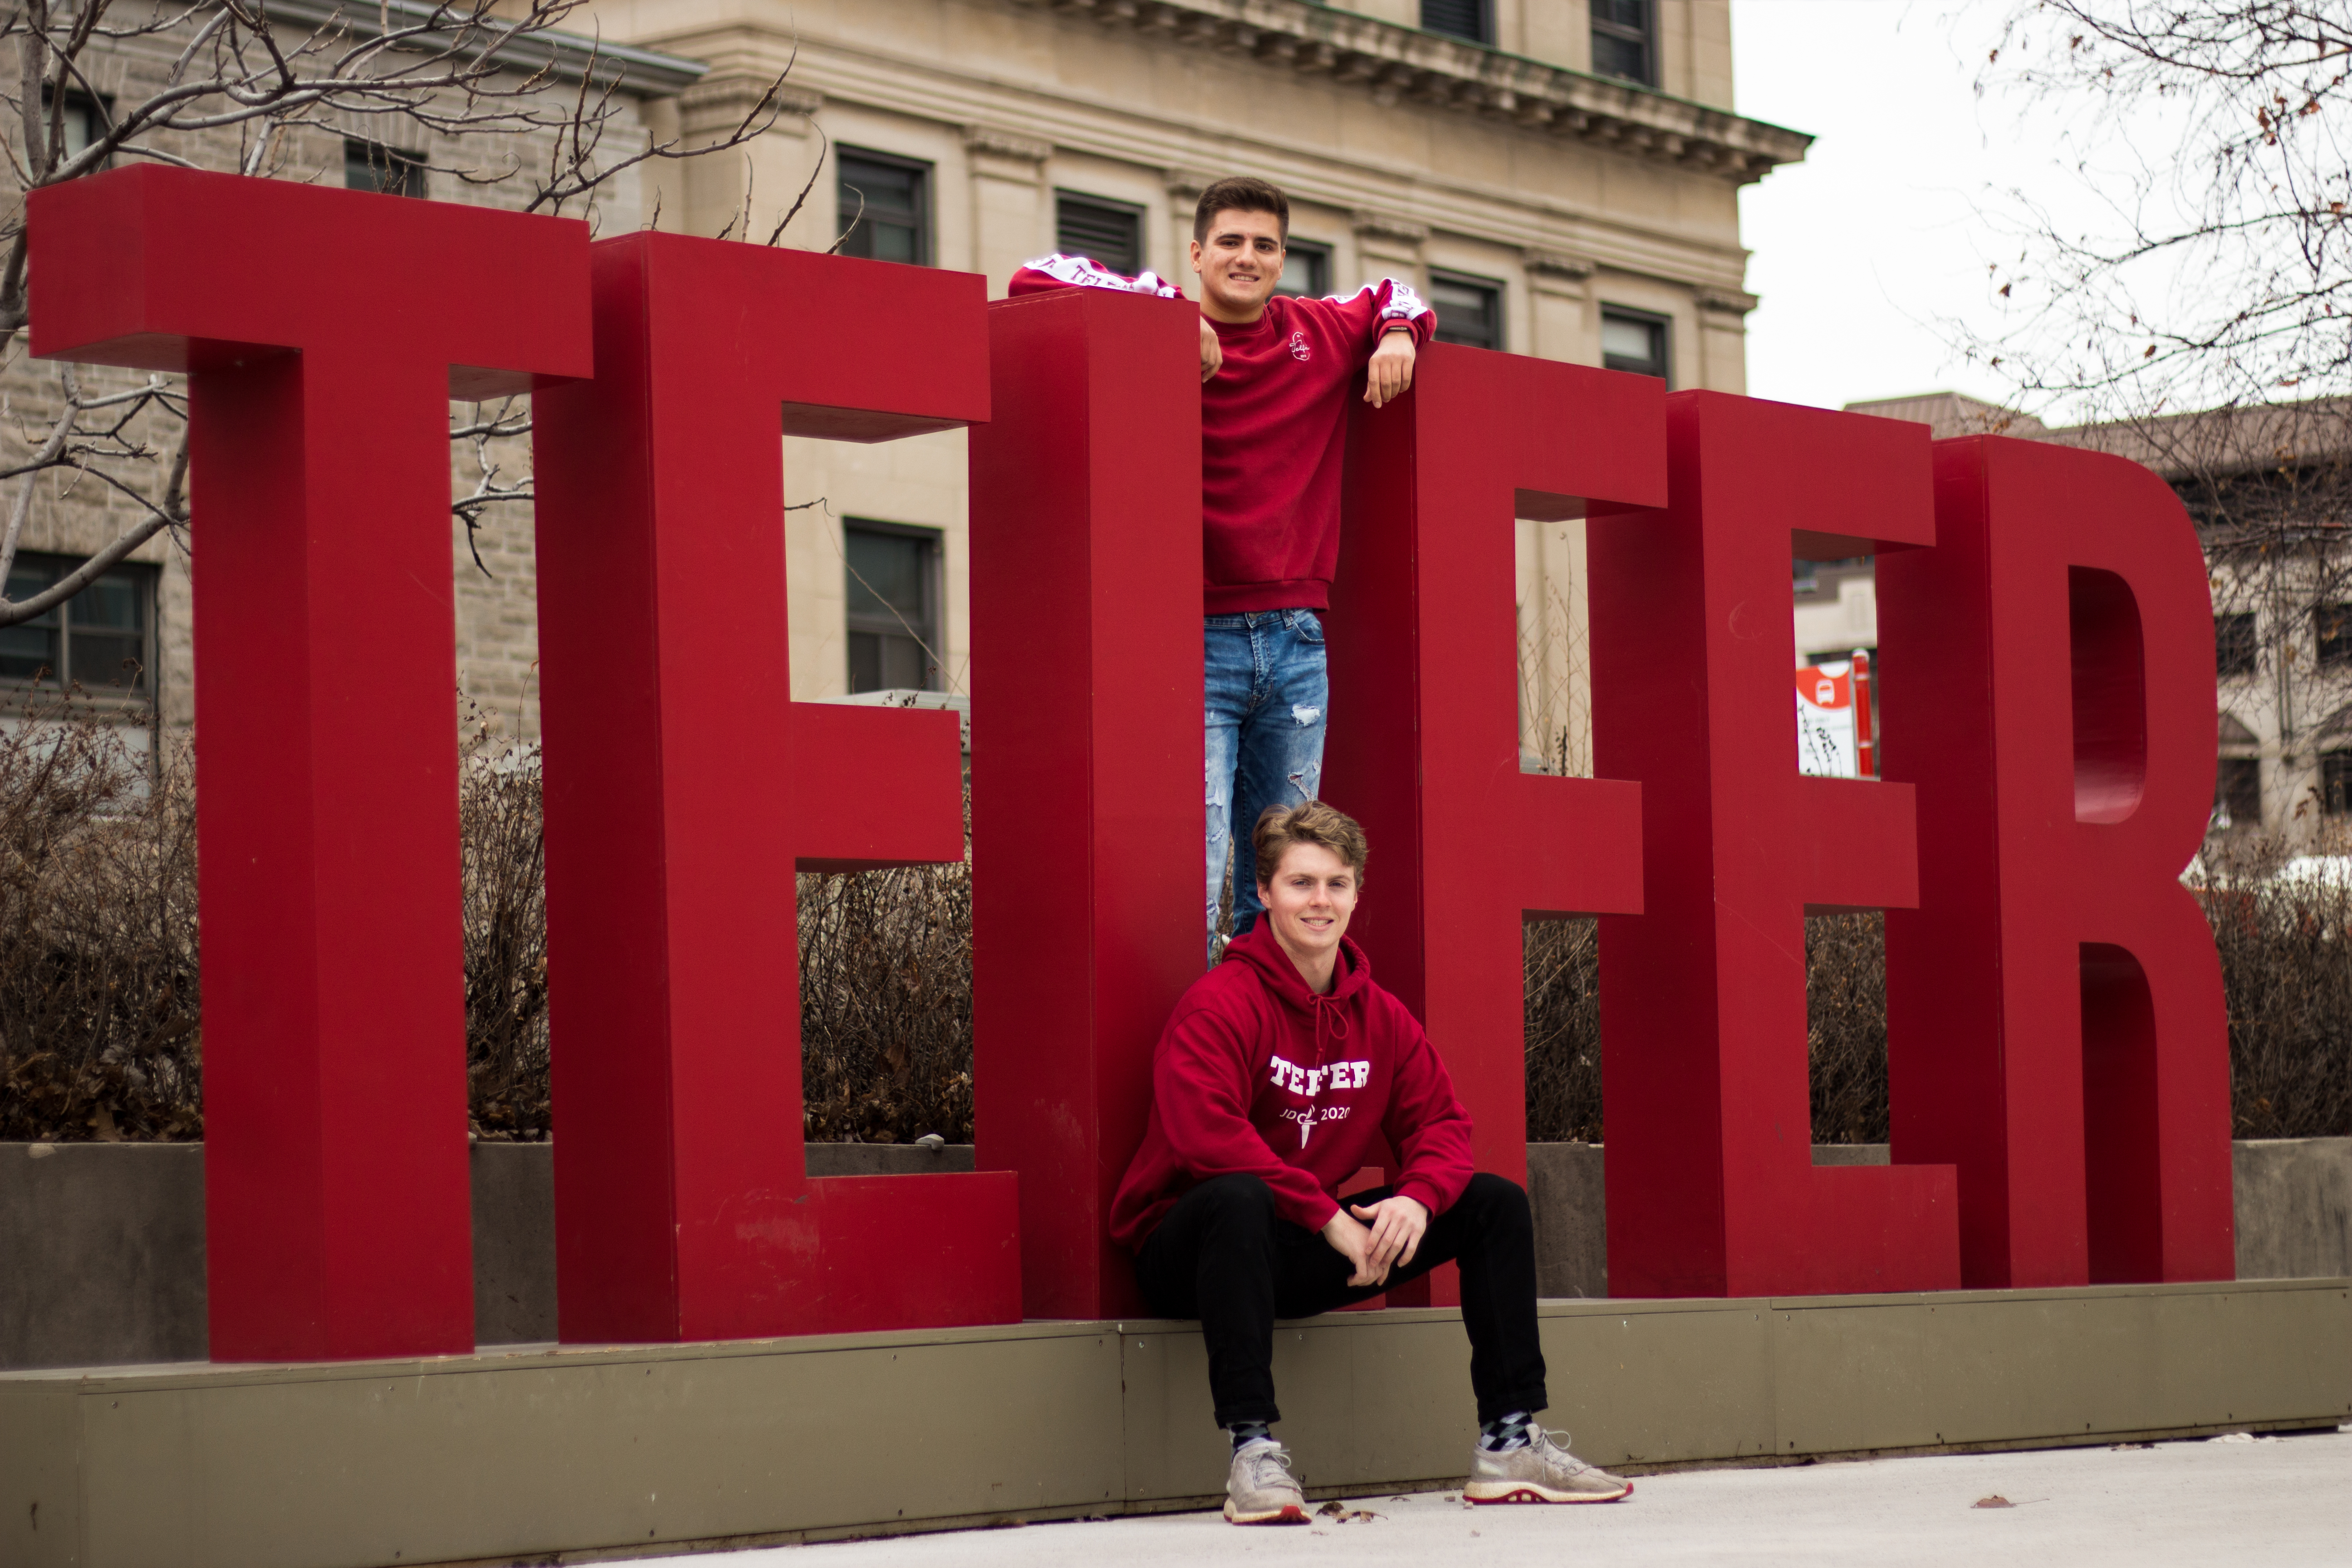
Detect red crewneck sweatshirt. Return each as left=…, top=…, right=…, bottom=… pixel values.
left=1107, top=924, right=1475, bottom=1251
left=1009, top=255, right=1436, bottom=613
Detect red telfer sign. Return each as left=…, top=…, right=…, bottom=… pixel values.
left=26, top=167, right=2234, bottom=1361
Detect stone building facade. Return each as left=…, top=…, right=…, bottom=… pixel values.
left=572, top=0, right=1806, bottom=760
left=0, top=3, right=699, bottom=746
left=13, top=1, right=1807, bottom=766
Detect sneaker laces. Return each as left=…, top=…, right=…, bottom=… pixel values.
left=1532, top=1428, right=1592, bottom=1474
left=1240, top=1441, right=1298, bottom=1488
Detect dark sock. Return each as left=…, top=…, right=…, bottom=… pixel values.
left=1478, top=1411, right=1533, bottom=1453
left=1227, top=1420, right=1272, bottom=1451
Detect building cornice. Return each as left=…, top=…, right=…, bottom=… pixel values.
left=260, top=0, right=709, bottom=96
left=1005, top=0, right=1810, bottom=184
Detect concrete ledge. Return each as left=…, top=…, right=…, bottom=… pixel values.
left=8, top=1139, right=2348, bottom=1367
left=2, top=1278, right=2344, bottom=1568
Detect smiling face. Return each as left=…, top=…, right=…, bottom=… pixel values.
left=1190, top=206, right=1286, bottom=323
left=1256, top=840, right=1358, bottom=980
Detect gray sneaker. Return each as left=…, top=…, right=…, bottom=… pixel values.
left=1223, top=1438, right=1309, bottom=1524
left=1464, top=1427, right=1633, bottom=1505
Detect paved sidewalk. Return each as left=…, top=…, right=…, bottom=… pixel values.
left=654, top=1428, right=2351, bottom=1568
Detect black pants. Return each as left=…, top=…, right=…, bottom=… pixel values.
left=1134, top=1171, right=1549, bottom=1429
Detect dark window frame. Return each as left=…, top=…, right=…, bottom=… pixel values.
left=1420, top=0, right=1493, bottom=45
left=1055, top=191, right=1147, bottom=277
left=1429, top=269, right=1505, bottom=351
left=0, top=549, right=160, bottom=705
left=835, top=147, right=934, bottom=268
left=344, top=137, right=426, bottom=198
left=2215, top=611, right=2260, bottom=680
left=2323, top=751, right=2352, bottom=816
left=1592, top=0, right=1656, bottom=87
left=1273, top=239, right=1332, bottom=299
left=843, top=519, right=946, bottom=695
left=42, top=85, right=113, bottom=169
left=1601, top=305, right=1672, bottom=384
left=2215, top=755, right=2263, bottom=829
left=2316, top=604, right=2352, bottom=670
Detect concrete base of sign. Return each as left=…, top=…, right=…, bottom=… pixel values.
left=4, top=1278, right=2345, bottom=1568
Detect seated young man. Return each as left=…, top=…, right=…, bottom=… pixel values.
left=1010, top=177, right=1433, bottom=962
left=1108, top=801, right=1632, bottom=1524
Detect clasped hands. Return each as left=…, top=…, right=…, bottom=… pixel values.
left=1320, top=1193, right=1430, bottom=1288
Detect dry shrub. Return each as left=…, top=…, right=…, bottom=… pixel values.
left=1524, top=918, right=1601, bottom=1142
left=797, top=847, right=975, bottom=1145
left=0, top=701, right=199, bottom=1140
left=459, top=714, right=549, bottom=1141
left=1803, top=912, right=1889, bottom=1145
left=2195, top=839, right=2352, bottom=1140
left=1521, top=912, right=1891, bottom=1145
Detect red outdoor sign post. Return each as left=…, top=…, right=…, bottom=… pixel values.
left=1327, top=346, right=1664, bottom=1305
left=1880, top=437, right=2234, bottom=1288
left=969, top=287, right=1204, bottom=1320
left=26, top=166, right=595, bottom=1359
left=1590, top=394, right=1960, bottom=1298
left=533, top=234, right=1020, bottom=1341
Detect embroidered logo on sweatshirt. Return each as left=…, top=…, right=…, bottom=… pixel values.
left=1288, top=330, right=1312, bottom=362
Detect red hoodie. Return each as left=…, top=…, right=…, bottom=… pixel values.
left=1108, top=923, right=1475, bottom=1251
left=1008, top=255, right=1436, bottom=614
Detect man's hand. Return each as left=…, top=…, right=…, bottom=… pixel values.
left=1200, top=316, right=1224, bottom=384
left=1320, top=1209, right=1386, bottom=1287
left=1363, top=328, right=1417, bottom=407
left=1349, top=1195, right=1429, bottom=1274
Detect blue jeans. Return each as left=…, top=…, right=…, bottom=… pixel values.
left=1205, top=609, right=1328, bottom=957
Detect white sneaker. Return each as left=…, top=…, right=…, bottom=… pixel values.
left=1464, top=1427, right=1633, bottom=1504
left=1223, top=1438, right=1309, bottom=1524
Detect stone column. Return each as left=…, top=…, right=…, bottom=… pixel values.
left=674, top=77, right=824, bottom=247
left=1695, top=285, right=1758, bottom=395
left=1164, top=167, right=1214, bottom=283
left=1351, top=208, right=1427, bottom=291
left=965, top=124, right=1053, bottom=291
left=1523, top=248, right=1597, bottom=365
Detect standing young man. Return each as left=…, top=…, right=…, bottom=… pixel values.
left=1012, top=178, right=1434, bottom=959
left=1108, top=800, right=1633, bottom=1524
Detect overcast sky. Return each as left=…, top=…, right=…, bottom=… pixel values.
left=1730, top=0, right=2077, bottom=415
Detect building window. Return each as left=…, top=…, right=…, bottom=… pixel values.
left=1602, top=307, right=1671, bottom=382
left=345, top=138, right=425, bottom=198
left=1274, top=240, right=1331, bottom=299
left=845, top=522, right=942, bottom=694
left=2324, top=752, right=2352, bottom=815
left=2215, top=612, right=2259, bottom=679
left=0, top=551, right=157, bottom=699
left=1421, top=0, right=1491, bottom=44
left=2214, top=756, right=2263, bottom=829
left=1056, top=193, right=1144, bottom=276
left=43, top=87, right=111, bottom=166
left=2316, top=604, right=2352, bottom=669
left=836, top=150, right=931, bottom=266
left=1430, top=272, right=1503, bottom=350
left=1592, top=0, right=1656, bottom=86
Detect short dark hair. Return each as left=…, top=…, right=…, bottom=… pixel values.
left=1194, top=176, right=1289, bottom=245
left=1254, top=800, right=1368, bottom=889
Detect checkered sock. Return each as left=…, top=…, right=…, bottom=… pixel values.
left=1478, top=1411, right=1533, bottom=1453
left=1227, top=1421, right=1273, bottom=1452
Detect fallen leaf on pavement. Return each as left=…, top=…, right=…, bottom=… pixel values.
left=1973, top=1495, right=2014, bottom=1509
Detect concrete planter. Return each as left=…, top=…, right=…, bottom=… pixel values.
left=3, top=1137, right=2345, bottom=1369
